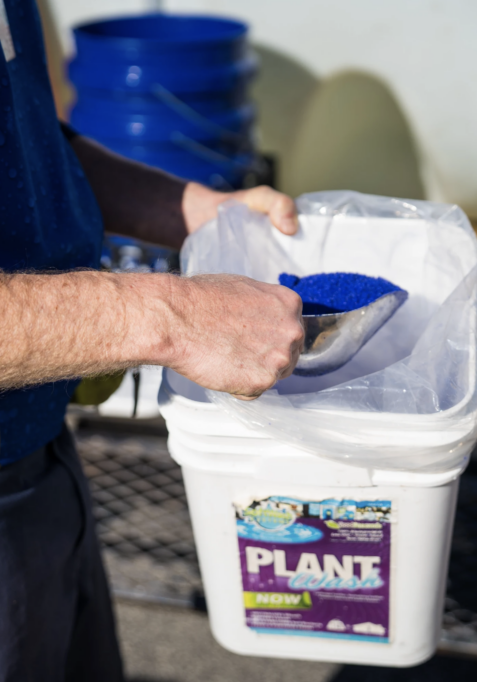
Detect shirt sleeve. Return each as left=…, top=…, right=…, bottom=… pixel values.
left=59, top=121, right=79, bottom=142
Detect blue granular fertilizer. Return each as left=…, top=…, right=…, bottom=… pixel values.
left=279, top=272, right=405, bottom=315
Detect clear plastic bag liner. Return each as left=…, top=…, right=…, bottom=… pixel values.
left=181, top=191, right=477, bottom=472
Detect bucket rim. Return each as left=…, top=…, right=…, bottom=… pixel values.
left=71, top=101, right=256, bottom=123
left=70, top=52, right=258, bottom=72
left=73, top=13, right=249, bottom=47
left=160, top=359, right=477, bottom=427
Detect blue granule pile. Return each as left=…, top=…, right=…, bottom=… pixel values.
left=279, top=272, right=405, bottom=315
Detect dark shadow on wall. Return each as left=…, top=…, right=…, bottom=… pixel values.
left=253, top=46, right=425, bottom=201
left=329, top=655, right=477, bottom=682
left=252, top=44, right=318, bottom=191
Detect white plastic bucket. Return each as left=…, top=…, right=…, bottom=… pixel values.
left=158, top=368, right=466, bottom=667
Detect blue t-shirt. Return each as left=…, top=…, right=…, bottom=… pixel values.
left=0, top=0, right=103, bottom=464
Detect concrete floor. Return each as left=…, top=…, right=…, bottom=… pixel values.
left=116, top=599, right=339, bottom=682
left=116, top=599, right=477, bottom=682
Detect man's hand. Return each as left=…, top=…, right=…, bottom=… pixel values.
left=182, top=182, right=299, bottom=238
left=163, top=274, right=304, bottom=398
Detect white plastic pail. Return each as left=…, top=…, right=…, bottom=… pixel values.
left=158, top=368, right=466, bottom=667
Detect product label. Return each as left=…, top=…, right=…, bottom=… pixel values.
left=236, top=495, right=393, bottom=642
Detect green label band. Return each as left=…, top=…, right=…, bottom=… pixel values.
left=243, top=591, right=312, bottom=610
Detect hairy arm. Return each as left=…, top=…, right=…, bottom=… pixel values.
left=0, top=270, right=172, bottom=389
left=69, top=135, right=298, bottom=249
left=0, top=270, right=303, bottom=396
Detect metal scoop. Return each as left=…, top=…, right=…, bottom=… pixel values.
left=294, top=290, right=408, bottom=376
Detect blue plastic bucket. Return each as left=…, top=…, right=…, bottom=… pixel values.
left=70, top=15, right=253, bottom=92
left=69, top=13, right=257, bottom=189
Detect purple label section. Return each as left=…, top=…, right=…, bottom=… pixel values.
left=236, top=496, right=392, bottom=642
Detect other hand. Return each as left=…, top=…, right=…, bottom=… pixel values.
left=182, top=182, right=299, bottom=237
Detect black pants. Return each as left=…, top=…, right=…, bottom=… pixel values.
left=0, top=425, right=125, bottom=682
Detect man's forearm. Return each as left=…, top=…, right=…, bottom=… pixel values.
left=0, top=269, right=303, bottom=398
left=0, top=271, right=176, bottom=390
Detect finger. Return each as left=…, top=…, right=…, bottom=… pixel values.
left=279, top=346, right=302, bottom=380
left=230, top=372, right=275, bottom=400
left=269, top=193, right=299, bottom=236
left=234, top=186, right=299, bottom=235
left=277, top=328, right=304, bottom=379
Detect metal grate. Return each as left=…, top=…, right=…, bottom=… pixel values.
left=75, top=423, right=201, bottom=605
left=74, top=418, right=477, bottom=656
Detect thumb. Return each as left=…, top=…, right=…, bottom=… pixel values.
left=233, top=186, right=299, bottom=236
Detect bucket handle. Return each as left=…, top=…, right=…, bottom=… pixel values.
left=170, top=130, right=266, bottom=182
left=170, top=131, right=254, bottom=170
left=151, top=82, right=251, bottom=151
left=151, top=82, right=266, bottom=185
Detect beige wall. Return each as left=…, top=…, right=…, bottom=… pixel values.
left=163, top=0, right=477, bottom=215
